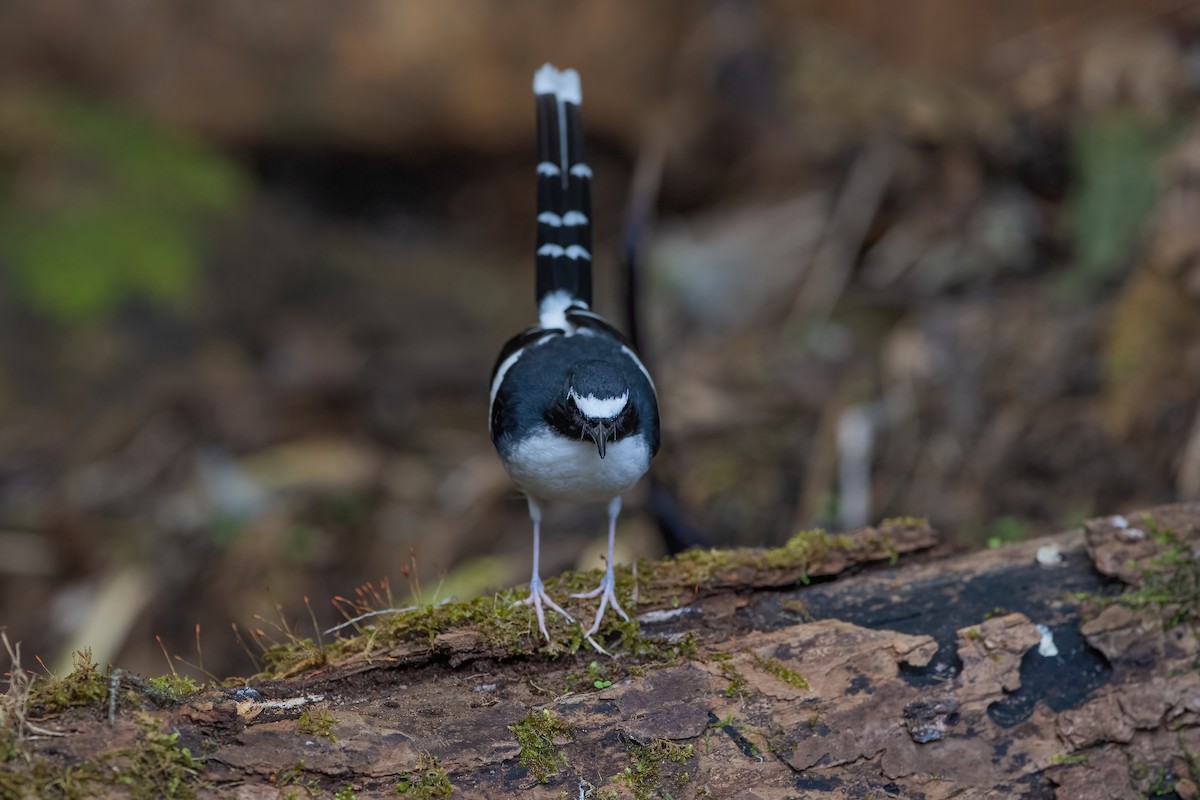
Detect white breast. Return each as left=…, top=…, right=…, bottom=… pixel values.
left=503, top=428, right=652, bottom=503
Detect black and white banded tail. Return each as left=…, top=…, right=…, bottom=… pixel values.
left=534, top=64, right=593, bottom=318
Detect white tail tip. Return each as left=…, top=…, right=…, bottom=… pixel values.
left=557, top=69, right=582, bottom=105
left=532, top=63, right=583, bottom=105
left=533, top=63, right=559, bottom=96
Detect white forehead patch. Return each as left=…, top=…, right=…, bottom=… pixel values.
left=570, top=389, right=629, bottom=419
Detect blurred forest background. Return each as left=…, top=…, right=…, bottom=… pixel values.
left=1, top=0, right=1199, bottom=679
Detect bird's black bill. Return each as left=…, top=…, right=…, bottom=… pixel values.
left=588, top=422, right=608, bottom=459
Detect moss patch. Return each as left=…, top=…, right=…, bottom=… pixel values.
left=0, top=712, right=203, bottom=799
left=275, top=760, right=321, bottom=794
left=508, top=708, right=572, bottom=783
left=146, top=674, right=201, bottom=699
left=0, top=752, right=110, bottom=799
left=750, top=653, right=810, bottom=691
left=616, top=738, right=696, bottom=800
left=1050, top=753, right=1088, bottom=765
left=115, top=713, right=204, bottom=799
left=1116, top=517, right=1200, bottom=626
left=711, top=654, right=749, bottom=699
left=30, top=649, right=109, bottom=714
left=297, top=707, right=337, bottom=742
left=650, top=529, right=852, bottom=598
left=395, top=753, right=453, bottom=797
left=245, top=522, right=913, bottom=679
left=1077, top=516, right=1200, bottom=627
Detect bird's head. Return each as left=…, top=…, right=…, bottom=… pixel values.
left=560, top=361, right=633, bottom=459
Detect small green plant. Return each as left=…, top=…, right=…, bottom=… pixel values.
left=588, top=660, right=613, bottom=690
left=335, top=785, right=359, bottom=800
left=298, top=707, right=337, bottom=742
left=508, top=708, right=571, bottom=783
left=395, top=753, right=452, bottom=797
left=708, top=712, right=736, bottom=730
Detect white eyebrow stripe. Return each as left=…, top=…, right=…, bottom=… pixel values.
left=537, top=243, right=565, bottom=257
left=537, top=161, right=562, bottom=176
left=537, top=212, right=563, bottom=226
left=564, top=245, right=591, bottom=261
left=561, top=211, right=589, bottom=226
left=570, top=389, right=629, bottom=419
left=569, top=163, right=593, bottom=178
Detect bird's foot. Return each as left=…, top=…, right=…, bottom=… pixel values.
left=516, top=576, right=574, bottom=642
left=572, top=569, right=631, bottom=646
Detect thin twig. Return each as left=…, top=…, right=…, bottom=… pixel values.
left=322, top=606, right=417, bottom=636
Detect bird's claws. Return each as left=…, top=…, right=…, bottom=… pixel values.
left=573, top=569, right=630, bottom=641
left=516, top=577, right=574, bottom=642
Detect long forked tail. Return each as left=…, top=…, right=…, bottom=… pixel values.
left=534, top=64, right=593, bottom=325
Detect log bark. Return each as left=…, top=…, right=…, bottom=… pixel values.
left=4, top=507, right=1200, bottom=799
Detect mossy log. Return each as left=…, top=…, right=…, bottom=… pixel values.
left=4, top=508, right=1200, bottom=799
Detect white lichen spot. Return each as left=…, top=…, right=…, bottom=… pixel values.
left=1036, top=545, right=1064, bottom=567
left=1035, top=623, right=1059, bottom=657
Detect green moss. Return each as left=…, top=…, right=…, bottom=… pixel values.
left=258, top=637, right=327, bottom=678
left=30, top=649, right=108, bottom=714
left=276, top=760, right=321, bottom=794
left=617, top=738, right=696, bottom=800
left=255, top=527, right=880, bottom=678
left=297, top=707, right=337, bottom=742
left=114, top=713, right=204, bottom=800
left=395, top=753, right=453, bottom=797
left=146, top=674, right=201, bottom=699
left=750, top=654, right=810, bottom=691
left=1, top=712, right=205, bottom=800
left=0, top=752, right=110, bottom=799
left=334, top=785, right=359, bottom=800
left=715, top=660, right=748, bottom=699
left=0, top=729, right=17, bottom=763
left=1050, top=753, right=1088, bottom=765
left=658, top=529, right=851, bottom=592
left=508, top=708, right=571, bottom=783
left=1077, top=520, right=1200, bottom=627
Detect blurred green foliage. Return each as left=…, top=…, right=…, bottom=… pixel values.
left=1065, top=110, right=1178, bottom=297
left=0, top=91, right=248, bottom=324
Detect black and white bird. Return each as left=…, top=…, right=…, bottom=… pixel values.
left=489, top=64, right=660, bottom=650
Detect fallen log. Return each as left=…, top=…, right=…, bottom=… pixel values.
left=3, top=507, right=1198, bottom=799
